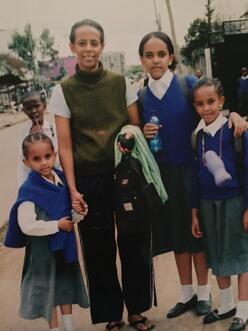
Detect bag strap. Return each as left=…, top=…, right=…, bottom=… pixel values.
left=191, top=128, right=244, bottom=161
left=175, top=74, right=190, bottom=102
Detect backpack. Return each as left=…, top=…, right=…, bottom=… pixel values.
left=114, top=154, right=163, bottom=233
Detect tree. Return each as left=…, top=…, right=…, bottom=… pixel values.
left=180, top=0, right=222, bottom=67
left=38, top=28, right=58, bottom=61
left=0, top=53, right=27, bottom=77
left=8, top=24, right=36, bottom=71
left=205, top=0, right=214, bottom=29
left=181, top=19, right=209, bottom=66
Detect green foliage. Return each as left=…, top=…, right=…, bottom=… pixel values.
left=8, top=25, right=58, bottom=77
left=0, top=53, right=27, bottom=77
left=125, top=65, right=143, bottom=80
left=181, top=0, right=223, bottom=67
left=38, top=28, right=58, bottom=60
left=8, top=24, right=35, bottom=70
left=181, top=19, right=209, bottom=66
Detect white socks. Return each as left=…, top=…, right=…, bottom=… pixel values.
left=180, top=285, right=195, bottom=303
left=62, top=314, right=74, bottom=331
left=236, top=300, right=248, bottom=322
left=197, top=284, right=210, bottom=301
left=218, top=286, right=235, bottom=314
left=50, top=328, right=60, bottom=331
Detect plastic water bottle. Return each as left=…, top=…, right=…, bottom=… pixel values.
left=149, top=115, right=162, bottom=153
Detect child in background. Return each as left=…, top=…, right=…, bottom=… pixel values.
left=192, top=77, right=248, bottom=331
left=17, top=91, right=59, bottom=186
left=5, top=133, right=89, bottom=331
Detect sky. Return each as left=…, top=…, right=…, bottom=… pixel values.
left=0, top=0, right=247, bottom=65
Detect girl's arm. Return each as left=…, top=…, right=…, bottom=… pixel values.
left=192, top=208, right=203, bottom=238
left=127, top=102, right=140, bottom=126
left=228, top=112, right=248, bottom=137
left=243, top=131, right=248, bottom=231
left=18, top=202, right=73, bottom=236
left=55, top=115, right=87, bottom=214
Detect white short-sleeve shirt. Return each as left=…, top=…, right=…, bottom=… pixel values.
left=48, top=77, right=138, bottom=118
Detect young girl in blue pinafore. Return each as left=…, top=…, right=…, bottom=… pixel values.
left=191, top=77, right=248, bottom=331
left=138, top=31, right=211, bottom=318
left=5, top=133, right=89, bottom=331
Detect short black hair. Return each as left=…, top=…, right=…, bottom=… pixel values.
left=69, top=19, right=104, bottom=44
left=193, top=76, right=224, bottom=100
left=138, top=31, right=177, bottom=70
left=21, top=91, right=42, bottom=105
left=22, top=133, right=54, bottom=158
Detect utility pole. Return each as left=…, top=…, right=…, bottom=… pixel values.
left=153, top=0, right=162, bottom=31
left=164, top=0, right=183, bottom=73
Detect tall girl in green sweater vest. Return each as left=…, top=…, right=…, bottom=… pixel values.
left=49, top=19, right=154, bottom=331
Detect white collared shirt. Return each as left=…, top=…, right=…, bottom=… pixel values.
left=195, top=113, right=228, bottom=137
left=41, top=170, right=63, bottom=186
left=18, top=170, right=86, bottom=236
left=17, top=171, right=63, bottom=237
left=148, top=70, right=173, bottom=99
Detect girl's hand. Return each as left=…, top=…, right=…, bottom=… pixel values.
left=143, top=123, right=159, bottom=139
left=117, top=132, right=134, bottom=154
left=58, top=217, right=74, bottom=232
left=243, top=209, right=248, bottom=232
left=192, top=209, right=203, bottom=238
left=30, top=119, right=44, bottom=134
left=228, top=112, right=248, bottom=137
left=70, top=189, right=88, bottom=215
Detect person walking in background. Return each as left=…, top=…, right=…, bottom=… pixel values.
left=195, top=69, right=203, bottom=80
left=49, top=19, right=155, bottom=331
left=192, top=77, right=248, bottom=331
left=5, top=133, right=89, bottom=331
left=238, top=67, right=248, bottom=117
left=17, top=91, right=59, bottom=186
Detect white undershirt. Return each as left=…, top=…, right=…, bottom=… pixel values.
left=17, top=171, right=81, bottom=236
left=148, top=70, right=173, bottom=99
left=48, top=77, right=138, bottom=118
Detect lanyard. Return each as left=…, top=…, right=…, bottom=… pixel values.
left=202, top=125, right=224, bottom=166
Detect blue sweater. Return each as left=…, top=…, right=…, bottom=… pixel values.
left=5, top=169, right=78, bottom=263
left=139, top=74, right=197, bottom=165
left=192, top=123, right=248, bottom=208
left=238, top=77, right=248, bottom=93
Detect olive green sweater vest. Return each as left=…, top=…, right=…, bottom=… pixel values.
left=61, top=63, right=128, bottom=176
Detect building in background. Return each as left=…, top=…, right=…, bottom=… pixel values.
left=101, top=52, right=125, bottom=74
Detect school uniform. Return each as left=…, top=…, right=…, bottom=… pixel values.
left=17, top=119, right=59, bottom=186
left=139, top=70, right=203, bottom=254
left=192, top=114, right=248, bottom=276
left=5, top=169, right=89, bottom=322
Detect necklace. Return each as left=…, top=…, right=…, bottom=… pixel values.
left=202, top=124, right=224, bottom=166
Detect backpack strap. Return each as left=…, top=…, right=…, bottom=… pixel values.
left=191, top=129, right=198, bottom=159
left=137, top=86, right=147, bottom=126
left=234, top=135, right=243, bottom=154
left=175, top=74, right=190, bottom=102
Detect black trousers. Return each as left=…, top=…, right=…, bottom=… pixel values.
left=77, top=172, right=154, bottom=324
